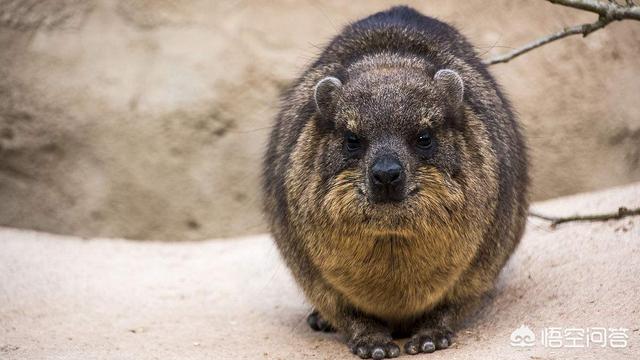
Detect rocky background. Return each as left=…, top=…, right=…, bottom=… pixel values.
left=0, top=0, right=639, bottom=240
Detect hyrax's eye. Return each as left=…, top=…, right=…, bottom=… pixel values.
left=344, top=131, right=362, bottom=153
left=416, top=130, right=434, bottom=150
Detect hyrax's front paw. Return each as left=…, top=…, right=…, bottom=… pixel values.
left=404, top=326, right=454, bottom=355
left=306, top=310, right=335, bottom=332
left=348, top=332, right=400, bottom=359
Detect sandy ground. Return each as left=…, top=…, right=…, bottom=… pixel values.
left=1, top=183, right=640, bottom=360
left=1, top=0, right=639, bottom=240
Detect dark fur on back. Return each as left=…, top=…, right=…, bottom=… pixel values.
left=263, top=6, right=528, bottom=358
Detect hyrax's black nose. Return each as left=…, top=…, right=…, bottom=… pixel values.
left=370, top=155, right=405, bottom=202
left=372, top=158, right=402, bottom=185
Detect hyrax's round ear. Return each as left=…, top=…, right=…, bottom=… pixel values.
left=314, top=76, right=342, bottom=115
left=434, top=69, right=464, bottom=108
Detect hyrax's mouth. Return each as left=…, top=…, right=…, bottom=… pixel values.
left=353, top=185, right=419, bottom=229
left=358, top=184, right=420, bottom=205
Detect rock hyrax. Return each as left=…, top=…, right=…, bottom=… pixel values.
left=263, top=6, right=528, bottom=359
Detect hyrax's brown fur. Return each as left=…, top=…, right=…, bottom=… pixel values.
left=263, top=6, right=528, bottom=359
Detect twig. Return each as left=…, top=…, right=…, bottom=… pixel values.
left=486, top=17, right=612, bottom=65
left=528, top=206, right=640, bottom=227
left=485, top=0, right=640, bottom=65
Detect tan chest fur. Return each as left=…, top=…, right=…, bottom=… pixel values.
left=305, top=226, right=480, bottom=322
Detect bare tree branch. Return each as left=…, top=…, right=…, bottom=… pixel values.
left=485, top=0, right=640, bottom=65
left=486, top=17, right=612, bottom=65
left=529, top=206, right=640, bottom=227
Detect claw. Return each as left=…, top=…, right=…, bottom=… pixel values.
left=356, top=346, right=370, bottom=359
left=419, top=337, right=436, bottom=353
left=371, top=347, right=385, bottom=360
left=405, top=328, right=454, bottom=355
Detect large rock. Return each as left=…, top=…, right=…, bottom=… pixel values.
left=1, top=183, right=639, bottom=359
left=1, top=0, right=639, bottom=240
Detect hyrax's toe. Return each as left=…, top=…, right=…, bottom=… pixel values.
left=348, top=333, right=400, bottom=359
left=306, top=310, right=335, bottom=332
left=404, top=327, right=453, bottom=355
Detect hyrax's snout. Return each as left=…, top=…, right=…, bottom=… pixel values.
left=369, top=155, right=406, bottom=203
